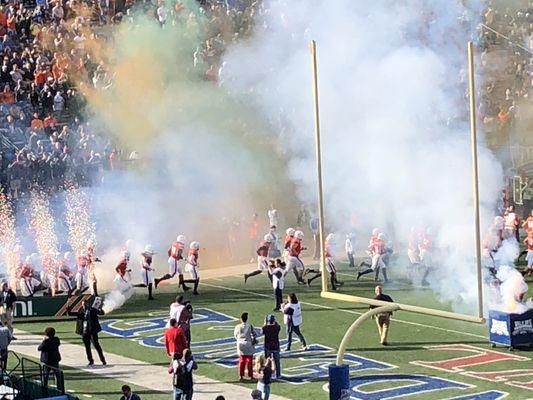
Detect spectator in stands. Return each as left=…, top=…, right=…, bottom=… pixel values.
left=119, top=385, right=141, bottom=400
left=233, top=312, right=256, bottom=381
left=164, top=318, right=188, bottom=359
left=38, top=326, right=63, bottom=391
left=0, top=281, right=16, bottom=333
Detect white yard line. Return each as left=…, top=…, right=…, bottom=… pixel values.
left=10, top=330, right=290, bottom=400
left=201, top=282, right=488, bottom=340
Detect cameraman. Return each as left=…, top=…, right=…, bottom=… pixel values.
left=68, top=296, right=107, bottom=366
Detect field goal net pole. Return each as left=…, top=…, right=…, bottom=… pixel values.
left=309, top=40, right=328, bottom=291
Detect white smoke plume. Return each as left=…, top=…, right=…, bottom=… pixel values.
left=102, top=285, right=134, bottom=314
left=222, top=0, right=504, bottom=313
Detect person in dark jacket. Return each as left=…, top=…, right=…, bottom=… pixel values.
left=0, top=281, right=17, bottom=334
left=38, top=327, right=63, bottom=390
left=68, top=296, right=107, bottom=366
left=262, top=314, right=281, bottom=378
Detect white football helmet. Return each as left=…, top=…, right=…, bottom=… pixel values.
left=295, top=230, right=304, bottom=239
left=190, top=241, right=200, bottom=250
left=143, top=245, right=155, bottom=255
left=372, top=228, right=379, bottom=236
left=286, top=228, right=296, bottom=236
left=177, top=235, right=186, bottom=244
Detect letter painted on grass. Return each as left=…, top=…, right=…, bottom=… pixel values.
left=348, top=374, right=470, bottom=400
left=411, top=344, right=528, bottom=372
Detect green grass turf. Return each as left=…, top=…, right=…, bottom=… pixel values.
left=14, top=260, right=533, bottom=400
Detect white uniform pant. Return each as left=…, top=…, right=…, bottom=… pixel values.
left=75, top=270, right=88, bottom=291
left=371, top=254, right=385, bottom=270
left=257, top=256, right=268, bottom=271
left=57, top=274, right=73, bottom=292
left=89, top=269, right=97, bottom=295
left=287, top=256, right=304, bottom=273
left=114, top=273, right=132, bottom=292
left=20, top=277, right=39, bottom=297
left=325, top=257, right=336, bottom=273
left=168, top=257, right=185, bottom=276
left=186, top=263, right=199, bottom=280
left=40, top=271, right=50, bottom=288
left=407, top=249, right=420, bottom=264
left=140, top=268, right=153, bottom=286
left=419, top=250, right=431, bottom=267
left=526, top=250, right=533, bottom=268
left=282, top=249, right=289, bottom=263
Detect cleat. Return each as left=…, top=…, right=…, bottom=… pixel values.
left=244, top=274, right=248, bottom=284
left=356, top=272, right=361, bottom=280
left=154, top=279, right=160, bottom=288
left=193, top=291, right=199, bottom=295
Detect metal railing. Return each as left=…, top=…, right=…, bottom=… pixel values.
left=0, top=351, right=75, bottom=400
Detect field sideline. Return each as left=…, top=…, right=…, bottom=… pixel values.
left=12, top=259, right=533, bottom=400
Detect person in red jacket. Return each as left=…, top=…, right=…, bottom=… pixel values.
left=244, top=235, right=272, bottom=283
left=164, top=318, right=188, bottom=359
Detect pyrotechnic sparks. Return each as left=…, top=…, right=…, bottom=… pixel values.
left=29, top=191, right=59, bottom=258
left=65, top=183, right=96, bottom=256
left=0, top=189, right=20, bottom=287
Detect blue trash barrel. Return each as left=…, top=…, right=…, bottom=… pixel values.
left=328, top=363, right=349, bottom=400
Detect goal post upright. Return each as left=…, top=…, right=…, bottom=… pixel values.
left=309, top=40, right=486, bottom=325
left=309, top=40, right=328, bottom=292
left=467, top=41, right=484, bottom=320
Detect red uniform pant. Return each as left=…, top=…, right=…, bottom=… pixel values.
left=238, top=355, right=253, bottom=378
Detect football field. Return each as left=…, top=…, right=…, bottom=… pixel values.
left=13, top=260, right=533, bottom=400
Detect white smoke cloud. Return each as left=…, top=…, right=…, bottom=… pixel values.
left=222, top=0, right=503, bottom=313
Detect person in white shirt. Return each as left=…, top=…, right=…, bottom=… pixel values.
left=267, top=205, right=278, bottom=228
left=345, top=234, right=355, bottom=268
left=282, top=293, right=307, bottom=351
left=167, top=295, right=186, bottom=328
left=265, top=226, right=281, bottom=258
left=269, top=259, right=287, bottom=311
left=156, top=4, right=167, bottom=26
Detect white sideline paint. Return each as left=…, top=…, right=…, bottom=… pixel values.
left=10, top=330, right=290, bottom=400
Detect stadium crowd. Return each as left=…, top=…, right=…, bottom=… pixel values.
left=478, top=1, right=533, bottom=148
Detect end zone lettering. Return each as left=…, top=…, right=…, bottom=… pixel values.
left=100, top=308, right=511, bottom=399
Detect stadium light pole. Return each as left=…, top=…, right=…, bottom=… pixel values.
left=309, top=40, right=328, bottom=292
left=467, top=41, right=484, bottom=320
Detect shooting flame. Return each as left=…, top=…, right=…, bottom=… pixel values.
left=0, top=190, right=20, bottom=289
left=29, top=191, right=59, bottom=258
left=65, top=183, right=96, bottom=256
